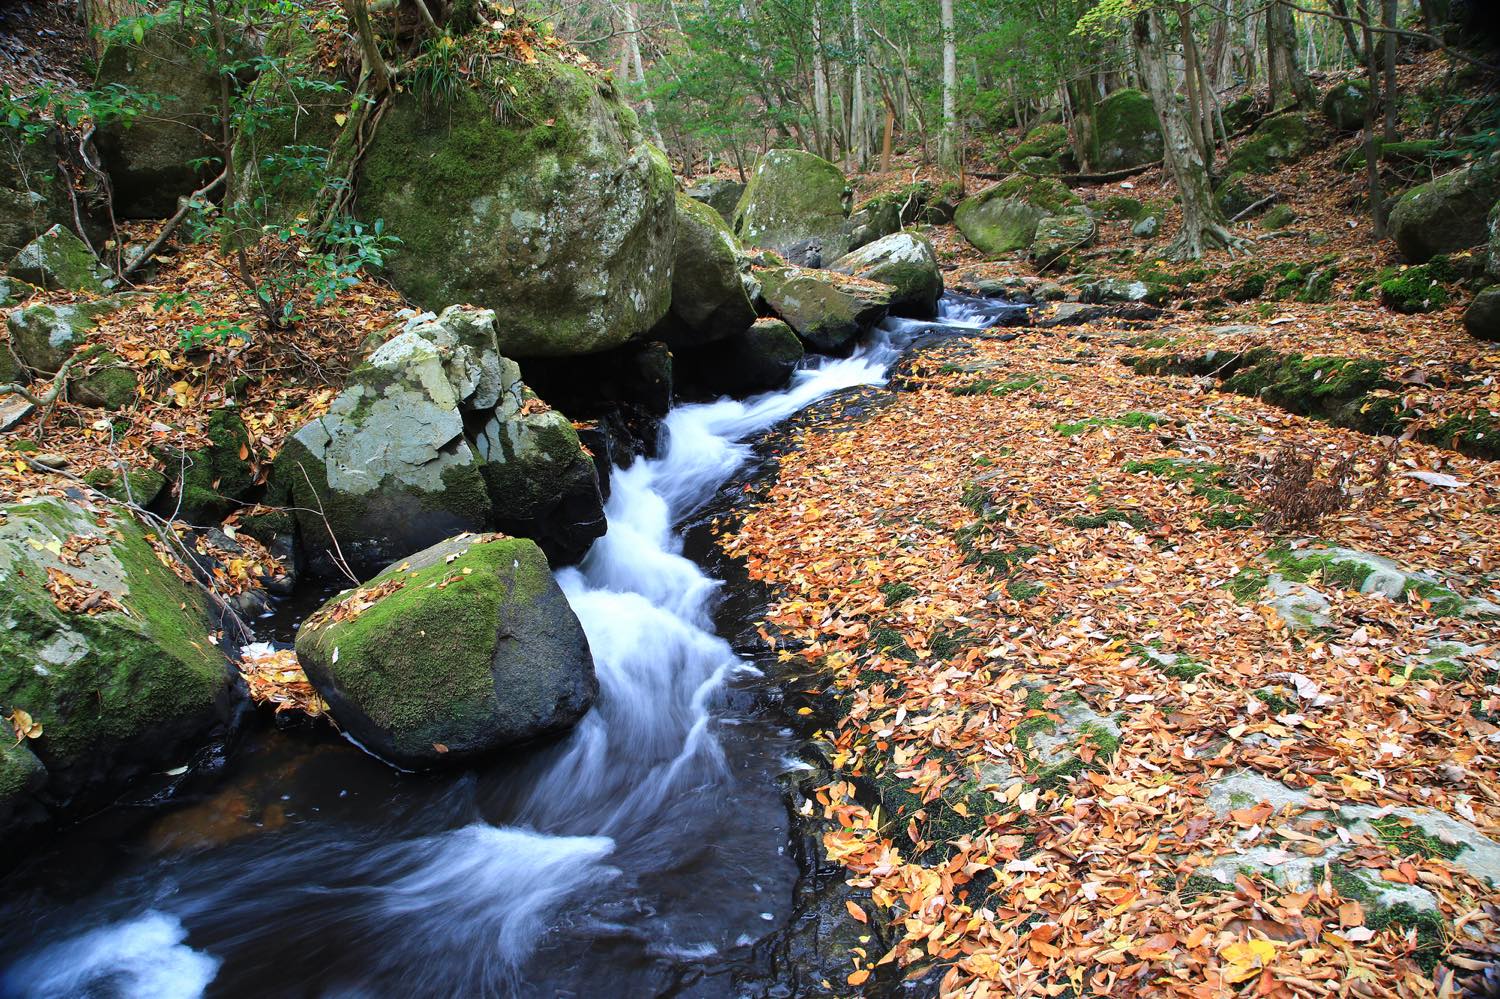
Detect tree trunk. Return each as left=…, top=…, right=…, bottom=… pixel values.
left=623, top=3, right=665, bottom=149
left=811, top=4, right=832, bottom=160
left=939, top=0, right=957, bottom=166
left=1359, top=0, right=1387, bottom=236
left=1133, top=9, right=1240, bottom=260
left=1327, top=0, right=1364, bottom=63
left=1382, top=0, right=1399, bottom=142
left=1266, top=0, right=1312, bottom=108
left=851, top=0, right=868, bottom=169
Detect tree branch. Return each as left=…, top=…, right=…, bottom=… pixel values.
left=120, top=169, right=227, bottom=280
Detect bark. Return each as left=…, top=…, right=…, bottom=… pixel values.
left=1359, top=0, right=1387, bottom=236
left=1132, top=10, right=1242, bottom=261
left=1382, top=0, right=1399, bottom=142
left=811, top=4, right=831, bottom=159
left=939, top=0, right=957, bottom=166
left=623, top=3, right=665, bottom=149
left=1328, top=0, right=1364, bottom=63
left=851, top=0, right=868, bottom=169
left=1266, top=0, right=1313, bottom=107
left=342, top=0, right=390, bottom=96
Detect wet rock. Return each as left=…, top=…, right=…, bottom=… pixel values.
left=0, top=498, right=236, bottom=844
left=662, top=193, right=756, bottom=347
left=6, top=225, right=109, bottom=293
left=677, top=317, right=804, bottom=398
left=354, top=57, right=676, bottom=358
left=826, top=231, right=942, bottom=318
left=683, top=177, right=744, bottom=221
left=758, top=265, right=891, bottom=354
left=1390, top=159, right=1500, bottom=263
left=295, top=533, right=596, bottom=770
left=732, top=149, right=852, bottom=261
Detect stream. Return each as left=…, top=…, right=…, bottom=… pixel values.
left=0, top=295, right=1023, bottom=999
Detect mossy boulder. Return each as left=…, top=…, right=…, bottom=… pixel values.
left=827, top=232, right=942, bottom=318
left=95, top=20, right=230, bottom=218
left=1389, top=160, right=1500, bottom=263
left=663, top=192, right=756, bottom=347
left=1261, top=204, right=1298, bottom=230
left=1011, top=122, right=1069, bottom=162
left=1464, top=287, right=1500, bottom=341
left=5, top=295, right=128, bottom=374
left=168, top=410, right=256, bottom=523
left=294, top=533, right=596, bottom=770
left=6, top=225, right=108, bottom=293
left=955, top=175, right=1082, bottom=256
left=1379, top=263, right=1452, bottom=314
left=0, top=498, right=235, bottom=841
left=1227, top=113, right=1317, bottom=174
left=1214, top=171, right=1265, bottom=218
left=1087, top=88, right=1162, bottom=170
left=1321, top=79, right=1371, bottom=132
left=684, top=177, right=744, bottom=221
left=83, top=463, right=167, bottom=506
left=1031, top=214, right=1097, bottom=272
left=0, top=133, right=75, bottom=261
left=732, top=149, right=852, bottom=262
left=846, top=194, right=903, bottom=251
left=758, top=266, right=892, bottom=354
left=678, top=317, right=804, bottom=398
left=71, top=350, right=138, bottom=409
left=1096, top=195, right=1144, bottom=221
left=354, top=59, right=676, bottom=358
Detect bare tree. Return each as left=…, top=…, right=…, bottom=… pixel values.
left=939, top=0, right=957, bottom=165
left=1267, top=0, right=1313, bottom=107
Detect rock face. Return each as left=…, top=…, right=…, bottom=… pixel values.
left=0, top=134, right=75, bottom=260
left=5, top=295, right=127, bottom=374
left=273, top=306, right=604, bottom=577
left=295, top=533, right=596, bottom=770
left=758, top=266, right=891, bottom=354
left=1389, top=161, right=1500, bottom=263
left=827, top=232, right=943, bottom=318
left=677, top=317, right=804, bottom=398
left=662, top=193, right=756, bottom=346
left=0, top=498, right=235, bottom=842
left=846, top=194, right=906, bottom=251
left=684, top=177, right=744, bottom=221
left=355, top=62, right=676, bottom=358
left=95, top=22, right=225, bottom=218
left=732, top=149, right=852, bottom=262
left=1087, top=88, right=1162, bottom=170
left=1465, top=287, right=1500, bottom=341
left=1321, top=79, right=1370, bottom=131
left=7, top=226, right=109, bottom=293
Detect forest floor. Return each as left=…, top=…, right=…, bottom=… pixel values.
left=716, top=112, right=1500, bottom=995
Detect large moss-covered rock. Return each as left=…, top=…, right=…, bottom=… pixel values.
left=732, top=149, right=852, bottom=262
left=1464, top=287, right=1500, bottom=341
left=95, top=21, right=226, bottom=218
left=71, top=350, right=138, bottom=409
left=758, top=266, right=891, bottom=353
left=846, top=194, right=903, bottom=252
left=664, top=193, right=755, bottom=346
left=954, top=175, right=1082, bottom=255
left=295, top=533, right=596, bottom=770
left=1087, top=88, right=1162, bottom=170
left=1390, top=160, right=1500, bottom=263
left=0, top=498, right=234, bottom=841
left=6, top=225, right=108, bottom=293
left=0, top=134, right=74, bottom=261
left=1215, top=171, right=1265, bottom=219
left=1011, top=122, right=1068, bottom=162
left=1031, top=213, right=1097, bottom=271
left=230, top=70, right=352, bottom=225
left=827, top=232, right=942, bottom=318
left=678, top=317, right=805, bottom=398
left=1227, top=113, right=1317, bottom=174
left=684, top=177, right=744, bottom=221
left=1322, top=79, right=1370, bottom=132
left=355, top=60, right=676, bottom=358
left=5, top=295, right=128, bottom=374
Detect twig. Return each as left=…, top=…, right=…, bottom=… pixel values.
left=295, top=461, right=359, bottom=584
left=120, top=170, right=227, bottom=280
left=1230, top=191, right=1281, bottom=222
left=0, top=354, right=83, bottom=427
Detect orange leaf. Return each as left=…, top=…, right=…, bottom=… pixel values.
left=846, top=900, right=868, bottom=923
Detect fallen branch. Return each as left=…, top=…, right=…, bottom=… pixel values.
left=1230, top=191, right=1281, bottom=222
left=120, top=170, right=227, bottom=281
left=0, top=354, right=83, bottom=426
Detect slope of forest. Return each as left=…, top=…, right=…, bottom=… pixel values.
left=0, top=0, right=1498, bottom=995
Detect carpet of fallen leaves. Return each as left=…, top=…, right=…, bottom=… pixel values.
left=725, top=306, right=1500, bottom=995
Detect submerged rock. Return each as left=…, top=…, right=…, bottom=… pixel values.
left=354, top=58, right=676, bottom=358
left=677, top=317, right=805, bottom=397
left=295, top=533, right=596, bottom=770
left=758, top=266, right=891, bottom=354
left=0, top=498, right=235, bottom=843
left=827, top=232, right=942, bottom=318
left=732, top=149, right=852, bottom=262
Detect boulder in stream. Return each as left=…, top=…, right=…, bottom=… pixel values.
left=732, top=149, right=852, bottom=262
left=294, top=533, right=597, bottom=769
left=660, top=192, right=756, bottom=347
left=757, top=265, right=891, bottom=354
left=0, top=498, right=236, bottom=843
left=827, top=232, right=942, bottom=318
left=677, top=317, right=805, bottom=397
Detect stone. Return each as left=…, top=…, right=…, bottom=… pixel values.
left=83, top=463, right=168, bottom=507
left=1214, top=171, right=1264, bottom=219
left=0, top=276, right=37, bottom=309
left=1011, top=122, right=1068, bottom=162
left=1264, top=574, right=1333, bottom=630
left=1321, top=79, right=1370, bottom=132
left=684, top=177, right=744, bottom=221
left=0, top=498, right=234, bottom=842
left=1464, top=286, right=1500, bottom=341
left=732, top=148, right=852, bottom=261
left=1487, top=201, right=1500, bottom=281
left=0, top=133, right=75, bottom=260
left=404, top=305, right=509, bottom=410
left=826, top=232, right=943, bottom=318
left=354, top=60, right=676, bottom=358
left=846, top=194, right=903, bottom=251
left=5, top=295, right=128, bottom=374
left=1031, top=214, right=1098, bottom=271
left=1087, top=88, right=1163, bottom=171
left=167, top=410, right=257, bottom=524
left=1226, top=113, right=1317, bottom=174
left=1016, top=692, right=1121, bottom=782
left=1260, top=204, right=1298, bottom=230
left=1079, top=278, right=1168, bottom=306
left=0, top=396, right=33, bottom=433
left=955, top=193, right=1048, bottom=255
left=757, top=266, right=892, bottom=354
left=95, top=21, right=229, bottom=218
left=295, top=533, right=596, bottom=770
left=70, top=350, right=138, bottom=409
left=678, top=317, right=804, bottom=398
left=6, top=225, right=108, bottom=293
left=1131, top=215, right=1160, bottom=238
left=1390, top=160, right=1500, bottom=263
left=663, top=193, right=756, bottom=346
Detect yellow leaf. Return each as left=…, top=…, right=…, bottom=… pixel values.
left=333, top=112, right=348, bottom=126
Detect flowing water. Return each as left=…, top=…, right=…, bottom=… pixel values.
left=0, top=295, right=1021, bottom=999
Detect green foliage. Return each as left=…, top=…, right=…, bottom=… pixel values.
left=0, top=82, right=161, bottom=143
left=1054, top=412, right=1164, bottom=436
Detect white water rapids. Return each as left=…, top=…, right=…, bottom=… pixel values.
left=0, top=296, right=1016, bottom=998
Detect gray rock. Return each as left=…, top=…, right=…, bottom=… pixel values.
left=1321, top=79, right=1371, bottom=132
left=5, top=296, right=128, bottom=374
left=6, top=225, right=109, bottom=293
left=827, top=232, right=943, bottom=319
left=0, top=132, right=75, bottom=260
left=1390, top=159, right=1500, bottom=263
left=1079, top=278, right=1168, bottom=306
left=1265, top=574, right=1333, bottom=630
left=758, top=265, right=891, bottom=354
left=1131, top=215, right=1160, bottom=238
left=732, top=149, right=852, bottom=261
left=1031, top=214, right=1098, bottom=271
left=684, top=177, right=744, bottom=221
left=1464, top=286, right=1500, bottom=342
left=679, top=317, right=805, bottom=398
left=663, top=192, right=756, bottom=346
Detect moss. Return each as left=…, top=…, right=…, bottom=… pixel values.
left=1402, top=579, right=1468, bottom=617
left=880, top=581, right=917, bottom=605
left=1227, top=113, right=1315, bottom=174
left=1254, top=687, right=1298, bottom=714
left=1066, top=508, right=1149, bottom=530
left=1006, top=577, right=1044, bottom=601
left=83, top=464, right=166, bottom=505
left=174, top=409, right=255, bottom=522
left=1178, top=873, right=1233, bottom=899
left=1265, top=545, right=1375, bottom=591
left=1422, top=412, right=1499, bottom=461
left=1227, top=567, right=1270, bottom=601
left=949, top=374, right=1043, bottom=397
left=928, top=624, right=974, bottom=661
left=1054, top=412, right=1164, bottom=436
left=1011, top=122, right=1069, bottom=161
left=991, top=174, right=1082, bottom=214
left=1377, top=263, right=1453, bottom=314
left=870, top=627, right=918, bottom=662
left=1369, top=816, right=1466, bottom=861
left=1409, top=658, right=1468, bottom=682
left=1097, top=195, right=1144, bottom=221
left=1329, top=865, right=1447, bottom=971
